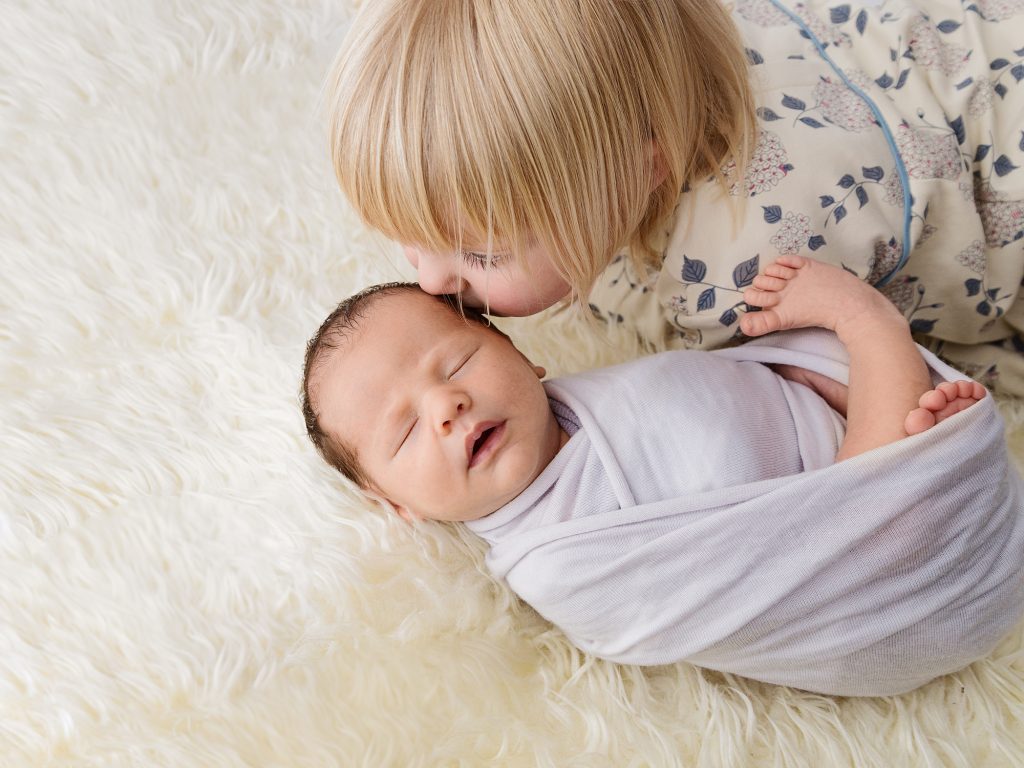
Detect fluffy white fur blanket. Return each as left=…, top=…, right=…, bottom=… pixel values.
left=2, top=2, right=1022, bottom=766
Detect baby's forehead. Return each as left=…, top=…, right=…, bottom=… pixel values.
left=317, top=292, right=465, bottom=417
left=325, top=290, right=466, bottom=372
left=370, top=289, right=471, bottom=339
left=318, top=289, right=497, bottom=398
left=370, top=288, right=494, bottom=341
left=379, top=287, right=456, bottom=318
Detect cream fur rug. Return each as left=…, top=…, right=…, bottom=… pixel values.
left=2, top=2, right=1023, bottom=766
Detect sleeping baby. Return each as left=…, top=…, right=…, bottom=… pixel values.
left=302, top=256, right=1024, bottom=696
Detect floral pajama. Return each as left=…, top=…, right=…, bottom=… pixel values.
left=588, top=0, right=1024, bottom=395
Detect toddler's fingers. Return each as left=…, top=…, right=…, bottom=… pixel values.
left=743, top=287, right=781, bottom=308
left=773, top=255, right=807, bottom=269
left=764, top=263, right=799, bottom=280
left=752, top=274, right=789, bottom=292
left=740, top=308, right=782, bottom=337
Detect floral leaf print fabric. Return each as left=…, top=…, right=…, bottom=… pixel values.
left=587, top=0, right=1024, bottom=394
left=723, top=130, right=794, bottom=196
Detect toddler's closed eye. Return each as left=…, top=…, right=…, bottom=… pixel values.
left=460, top=250, right=505, bottom=268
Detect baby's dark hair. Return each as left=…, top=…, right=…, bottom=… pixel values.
left=302, top=282, right=495, bottom=486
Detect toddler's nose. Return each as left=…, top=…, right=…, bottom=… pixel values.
left=407, top=247, right=468, bottom=296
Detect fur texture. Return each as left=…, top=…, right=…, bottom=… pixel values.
left=1, top=1, right=1022, bottom=765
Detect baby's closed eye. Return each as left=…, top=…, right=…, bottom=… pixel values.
left=396, top=419, right=417, bottom=453
left=448, top=349, right=476, bottom=379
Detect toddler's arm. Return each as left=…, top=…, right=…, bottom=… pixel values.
left=741, top=256, right=985, bottom=461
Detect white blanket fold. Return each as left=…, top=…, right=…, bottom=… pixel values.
left=469, top=329, right=1024, bottom=696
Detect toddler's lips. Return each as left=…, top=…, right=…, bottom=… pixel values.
left=466, top=421, right=505, bottom=468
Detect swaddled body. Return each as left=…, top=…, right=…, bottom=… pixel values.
left=468, top=329, right=1024, bottom=696
left=304, top=257, right=1015, bottom=696
left=467, top=347, right=843, bottom=531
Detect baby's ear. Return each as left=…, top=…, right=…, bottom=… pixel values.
left=516, top=348, right=546, bottom=379
left=505, top=332, right=547, bottom=379
left=361, top=488, right=419, bottom=523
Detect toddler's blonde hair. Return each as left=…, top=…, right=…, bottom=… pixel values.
left=328, top=0, right=754, bottom=305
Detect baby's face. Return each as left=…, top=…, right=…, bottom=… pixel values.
left=315, top=290, right=566, bottom=522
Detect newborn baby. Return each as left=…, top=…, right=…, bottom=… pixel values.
left=302, top=258, right=1021, bottom=696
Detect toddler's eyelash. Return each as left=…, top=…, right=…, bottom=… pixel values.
left=460, top=250, right=505, bottom=268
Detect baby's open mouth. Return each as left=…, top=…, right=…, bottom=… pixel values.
left=472, top=427, right=495, bottom=455
left=467, top=422, right=505, bottom=468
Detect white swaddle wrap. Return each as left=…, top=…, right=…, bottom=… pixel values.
left=466, top=329, right=1024, bottom=696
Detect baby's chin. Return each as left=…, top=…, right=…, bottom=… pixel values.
left=461, top=430, right=568, bottom=521
left=458, top=486, right=530, bottom=522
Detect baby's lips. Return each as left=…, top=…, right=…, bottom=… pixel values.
left=465, top=420, right=503, bottom=466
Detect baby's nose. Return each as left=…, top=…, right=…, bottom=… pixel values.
left=426, top=386, right=469, bottom=435
left=439, top=400, right=466, bottom=433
